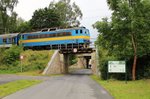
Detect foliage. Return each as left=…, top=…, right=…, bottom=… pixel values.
left=0, top=49, right=54, bottom=73
left=49, top=0, right=83, bottom=27
left=0, top=80, right=42, bottom=98
left=2, top=46, right=23, bottom=66
left=8, top=12, right=18, bottom=33
left=69, top=54, right=77, bottom=65
left=94, top=0, right=150, bottom=80
left=0, top=47, right=5, bottom=65
left=20, top=50, right=54, bottom=72
left=0, top=11, right=3, bottom=33
left=0, top=0, right=83, bottom=33
left=30, top=0, right=83, bottom=29
left=30, top=7, right=61, bottom=30
left=0, top=0, right=18, bottom=33
left=16, top=21, right=31, bottom=33
left=97, top=46, right=117, bottom=80
left=91, top=75, right=150, bottom=99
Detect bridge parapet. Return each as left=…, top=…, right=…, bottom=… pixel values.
left=59, top=48, right=94, bottom=54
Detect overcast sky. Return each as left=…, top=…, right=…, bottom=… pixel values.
left=14, top=0, right=111, bottom=40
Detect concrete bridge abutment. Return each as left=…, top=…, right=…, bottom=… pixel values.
left=42, top=50, right=69, bottom=75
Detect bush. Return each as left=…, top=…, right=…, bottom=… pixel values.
left=0, top=48, right=54, bottom=73
left=0, top=46, right=23, bottom=73
left=3, top=46, right=23, bottom=65
left=98, top=47, right=117, bottom=80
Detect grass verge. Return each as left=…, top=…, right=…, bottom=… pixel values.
left=91, top=75, right=150, bottom=99
left=16, top=70, right=64, bottom=77
left=0, top=80, right=42, bottom=98
left=16, top=70, right=43, bottom=76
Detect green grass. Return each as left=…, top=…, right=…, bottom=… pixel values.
left=16, top=70, right=43, bottom=76
left=0, top=80, right=42, bottom=98
left=0, top=70, right=16, bottom=74
left=21, top=50, right=54, bottom=72
left=0, top=50, right=54, bottom=75
left=91, top=75, right=150, bottom=99
left=16, top=70, right=64, bottom=77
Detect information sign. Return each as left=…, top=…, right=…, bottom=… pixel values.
left=108, top=61, right=126, bottom=73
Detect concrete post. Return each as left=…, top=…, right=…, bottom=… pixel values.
left=77, top=57, right=86, bottom=69
left=63, top=54, right=69, bottom=73
left=91, top=51, right=97, bottom=75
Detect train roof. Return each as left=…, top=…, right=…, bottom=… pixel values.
left=0, top=33, right=19, bottom=38
left=21, top=27, right=88, bottom=35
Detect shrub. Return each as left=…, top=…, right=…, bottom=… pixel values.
left=3, top=46, right=23, bottom=65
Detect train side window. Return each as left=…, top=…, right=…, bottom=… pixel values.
left=52, top=34, right=55, bottom=37
left=49, top=34, right=52, bottom=37
left=76, top=30, right=78, bottom=34
left=3, top=38, right=7, bottom=43
left=41, top=34, right=45, bottom=38
left=60, top=33, right=64, bottom=36
left=38, top=35, right=40, bottom=38
left=80, top=30, right=83, bottom=34
left=32, top=35, right=35, bottom=39
left=21, top=35, right=24, bottom=39
left=45, top=34, right=48, bottom=37
left=38, top=35, right=41, bottom=38
left=30, top=36, right=33, bottom=39
left=8, top=38, right=12, bottom=43
left=58, top=33, right=60, bottom=37
left=12, top=38, right=15, bottom=44
left=62, top=32, right=65, bottom=36
left=36, top=35, right=38, bottom=38
left=67, top=32, right=71, bottom=36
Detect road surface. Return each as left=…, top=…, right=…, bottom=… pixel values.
left=3, top=69, right=113, bottom=99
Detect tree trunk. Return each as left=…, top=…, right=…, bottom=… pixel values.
left=131, top=34, right=137, bottom=80
left=132, top=54, right=137, bottom=80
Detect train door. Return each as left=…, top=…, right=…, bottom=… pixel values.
left=3, top=38, right=7, bottom=44
left=12, top=37, right=16, bottom=44
left=8, top=38, right=12, bottom=44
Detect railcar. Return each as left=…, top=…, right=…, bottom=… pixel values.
left=0, top=33, right=19, bottom=48
left=19, top=27, right=90, bottom=50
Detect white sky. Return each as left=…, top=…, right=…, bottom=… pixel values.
left=14, top=0, right=111, bottom=40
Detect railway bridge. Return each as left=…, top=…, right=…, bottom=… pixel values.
left=42, top=47, right=98, bottom=75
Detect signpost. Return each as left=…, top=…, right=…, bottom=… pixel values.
left=20, top=55, right=24, bottom=72
left=107, top=61, right=127, bottom=83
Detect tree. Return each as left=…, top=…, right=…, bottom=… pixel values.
left=30, top=7, right=61, bottom=29
left=94, top=0, right=150, bottom=80
left=0, top=11, right=3, bottom=33
left=49, top=0, right=83, bottom=27
left=8, top=12, right=17, bottom=33
left=0, top=0, right=18, bottom=33
left=16, top=21, right=31, bottom=33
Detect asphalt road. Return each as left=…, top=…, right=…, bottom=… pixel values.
left=3, top=69, right=113, bottom=99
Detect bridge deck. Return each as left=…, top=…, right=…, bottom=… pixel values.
left=59, top=48, right=94, bottom=54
